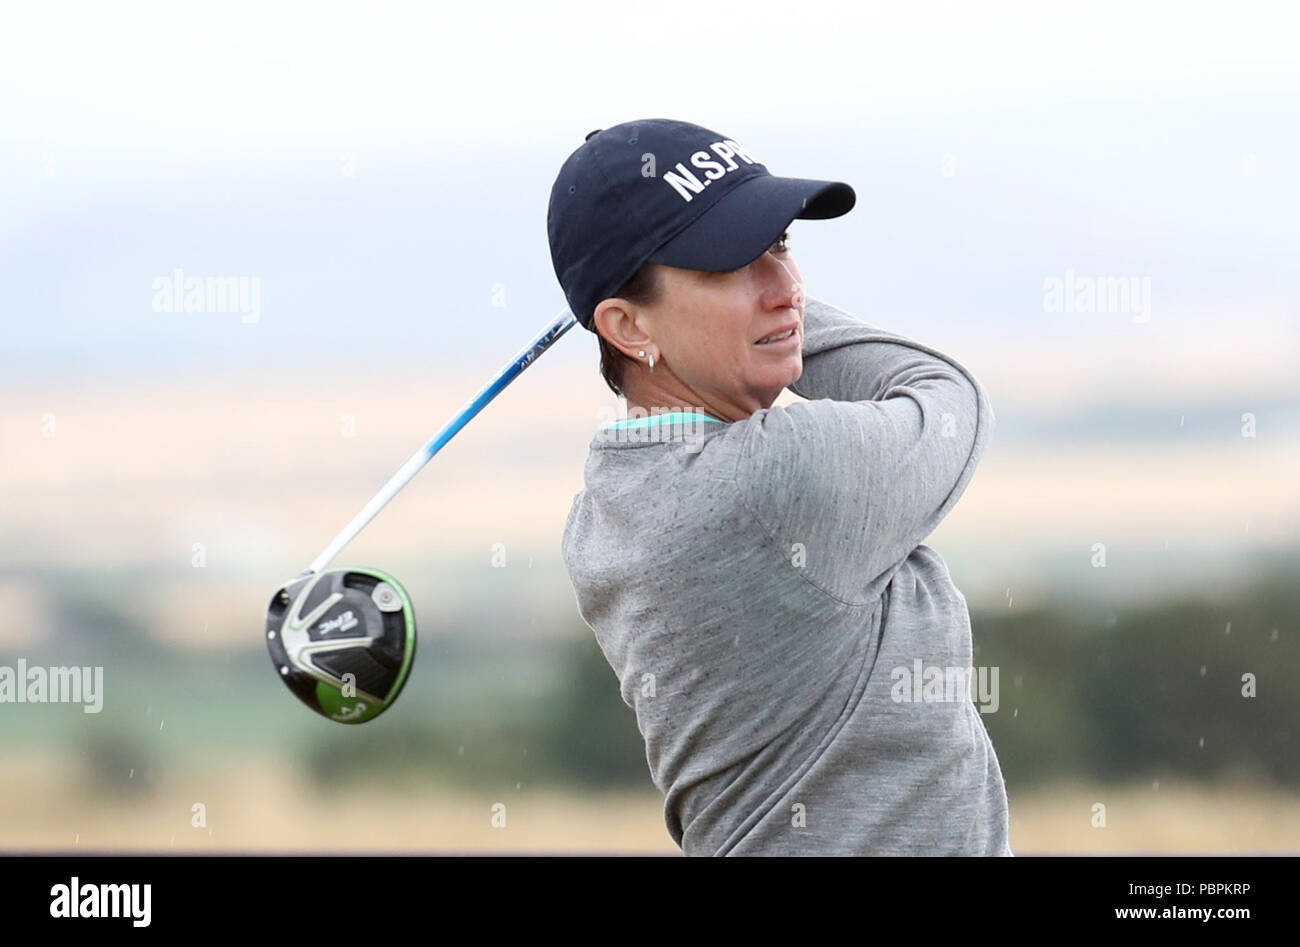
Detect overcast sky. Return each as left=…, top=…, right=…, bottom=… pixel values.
left=2, top=1, right=1296, bottom=409
left=3, top=1, right=1297, bottom=153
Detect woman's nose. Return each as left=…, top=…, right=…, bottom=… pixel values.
left=756, top=251, right=801, bottom=306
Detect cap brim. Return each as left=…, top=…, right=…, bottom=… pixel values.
left=646, top=175, right=855, bottom=272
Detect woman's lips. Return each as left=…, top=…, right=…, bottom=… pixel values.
left=754, top=327, right=800, bottom=348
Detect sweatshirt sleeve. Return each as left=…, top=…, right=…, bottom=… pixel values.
left=732, top=295, right=995, bottom=604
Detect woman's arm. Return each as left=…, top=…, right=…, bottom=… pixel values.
left=733, top=295, right=995, bottom=603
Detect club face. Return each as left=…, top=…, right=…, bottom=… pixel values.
left=265, top=567, right=416, bottom=724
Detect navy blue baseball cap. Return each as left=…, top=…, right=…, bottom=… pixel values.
left=547, top=118, right=855, bottom=332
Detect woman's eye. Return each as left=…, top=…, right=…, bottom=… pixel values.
left=769, top=232, right=791, bottom=254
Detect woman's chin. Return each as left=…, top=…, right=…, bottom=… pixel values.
left=765, top=358, right=803, bottom=391
left=750, top=367, right=803, bottom=403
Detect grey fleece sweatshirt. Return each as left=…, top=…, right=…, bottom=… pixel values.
left=560, top=296, right=1012, bottom=856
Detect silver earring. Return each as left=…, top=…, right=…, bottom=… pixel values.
left=638, top=350, right=656, bottom=373
left=648, top=353, right=656, bottom=373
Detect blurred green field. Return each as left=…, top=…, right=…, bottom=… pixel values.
left=1, top=566, right=1296, bottom=853
left=5, top=750, right=1297, bottom=853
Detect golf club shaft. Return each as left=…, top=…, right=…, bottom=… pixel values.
left=305, top=308, right=579, bottom=575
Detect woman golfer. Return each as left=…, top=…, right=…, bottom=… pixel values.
left=548, top=118, right=1012, bottom=856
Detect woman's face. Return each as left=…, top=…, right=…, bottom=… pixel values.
left=604, top=232, right=807, bottom=422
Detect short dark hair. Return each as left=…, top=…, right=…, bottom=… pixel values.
left=595, top=262, right=663, bottom=398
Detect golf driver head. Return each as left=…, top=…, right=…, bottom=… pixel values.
left=265, top=567, right=416, bottom=724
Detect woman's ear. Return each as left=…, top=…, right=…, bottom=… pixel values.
left=593, top=300, right=653, bottom=362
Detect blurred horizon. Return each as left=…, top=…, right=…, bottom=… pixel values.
left=3, top=354, right=1295, bottom=642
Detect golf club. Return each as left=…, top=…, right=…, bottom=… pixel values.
left=266, top=307, right=579, bottom=723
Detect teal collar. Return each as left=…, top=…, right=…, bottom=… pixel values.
left=603, top=411, right=723, bottom=430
